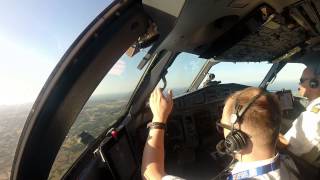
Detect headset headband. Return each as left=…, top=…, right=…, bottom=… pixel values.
left=313, top=64, right=320, bottom=76
left=234, top=91, right=265, bottom=124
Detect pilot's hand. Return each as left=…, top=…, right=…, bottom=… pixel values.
left=149, top=88, right=173, bottom=124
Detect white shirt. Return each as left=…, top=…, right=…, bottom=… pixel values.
left=230, top=154, right=298, bottom=180
left=162, top=154, right=299, bottom=180
left=284, top=97, right=320, bottom=167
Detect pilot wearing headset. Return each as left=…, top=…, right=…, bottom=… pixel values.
left=142, top=87, right=299, bottom=180
left=278, top=65, right=320, bottom=168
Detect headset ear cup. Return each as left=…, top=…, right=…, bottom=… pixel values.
left=224, top=136, right=235, bottom=153
left=309, top=79, right=319, bottom=88
left=224, top=130, right=248, bottom=153
left=233, top=130, right=248, bottom=150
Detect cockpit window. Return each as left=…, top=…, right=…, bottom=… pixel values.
left=49, top=49, right=149, bottom=179
left=267, top=63, right=306, bottom=94
left=0, top=0, right=113, bottom=178
left=159, top=52, right=207, bottom=96
left=202, top=62, right=272, bottom=87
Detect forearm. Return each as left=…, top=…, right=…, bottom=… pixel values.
left=142, top=88, right=173, bottom=180
left=277, top=133, right=289, bottom=149
left=142, top=123, right=166, bottom=180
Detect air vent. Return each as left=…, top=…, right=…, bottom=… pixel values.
left=290, top=0, right=320, bottom=35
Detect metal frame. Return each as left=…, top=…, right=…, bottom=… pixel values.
left=130, top=50, right=178, bottom=115
left=259, top=62, right=286, bottom=89
left=187, top=58, right=220, bottom=92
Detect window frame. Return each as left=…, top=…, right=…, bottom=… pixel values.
left=11, top=2, right=149, bottom=179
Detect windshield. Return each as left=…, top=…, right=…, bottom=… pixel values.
left=200, top=62, right=305, bottom=94
left=49, top=48, right=149, bottom=179
left=267, top=63, right=306, bottom=94
left=159, top=53, right=207, bottom=96
left=0, top=0, right=113, bottom=178
left=201, top=62, right=273, bottom=88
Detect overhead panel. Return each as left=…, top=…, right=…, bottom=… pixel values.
left=228, top=0, right=250, bottom=8
left=142, top=0, right=185, bottom=17
left=200, top=4, right=307, bottom=62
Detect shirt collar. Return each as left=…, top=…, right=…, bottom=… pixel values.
left=231, top=153, right=279, bottom=174
left=307, top=97, right=320, bottom=111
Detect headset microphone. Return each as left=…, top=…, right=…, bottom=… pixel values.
left=216, top=141, right=227, bottom=155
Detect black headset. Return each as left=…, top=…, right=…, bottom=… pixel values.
left=216, top=92, right=265, bottom=155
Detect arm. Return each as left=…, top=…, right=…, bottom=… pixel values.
left=277, top=133, right=289, bottom=150
left=277, top=114, right=302, bottom=151
left=142, top=88, right=173, bottom=180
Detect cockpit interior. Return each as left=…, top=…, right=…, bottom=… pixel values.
left=11, top=0, right=320, bottom=180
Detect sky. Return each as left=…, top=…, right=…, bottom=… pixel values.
left=0, top=0, right=306, bottom=105
left=0, top=0, right=113, bottom=105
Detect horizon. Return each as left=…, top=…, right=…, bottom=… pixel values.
left=0, top=80, right=301, bottom=106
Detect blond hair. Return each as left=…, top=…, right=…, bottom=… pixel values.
left=224, top=87, right=281, bottom=146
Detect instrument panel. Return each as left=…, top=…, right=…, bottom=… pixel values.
left=168, top=83, right=249, bottom=148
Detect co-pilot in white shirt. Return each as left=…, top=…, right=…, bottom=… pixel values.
left=284, top=97, right=320, bottom=167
